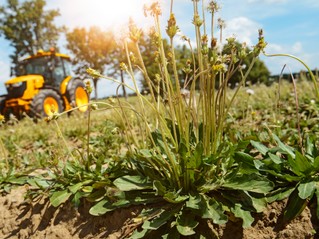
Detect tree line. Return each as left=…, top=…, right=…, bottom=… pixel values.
left=0, top=0, right=269, bottom=101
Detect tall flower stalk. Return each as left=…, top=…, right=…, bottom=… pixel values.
left=85, top=0, right=267, bottom=192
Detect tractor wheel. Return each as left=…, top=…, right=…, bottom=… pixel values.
left=0, top=95, right=7, bottom=115
left=68, top=80, right=89, bottom=114
left=30, top=89, right=64, bottom=118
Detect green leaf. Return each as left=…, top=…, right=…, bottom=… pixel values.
left=233, top=152, right=259, bottom=173
left=223, top=173, right=274, bottom=193
left=294, top=150, right=312, bottom=176
left=272, top=134, right=295, bottom=158
left=201, top=196, right=228, bottom=224
left=186, top=192, right=202, bottom=210
left=162, top=226, right=180, bottom=239
left=186, top=193, right=227, bottom=224
left=298, top=179, right=316, bottom=199
left=140, top=149, right=153, bottom=158
left=50, top=189, right=72, bottom=207
left=232, top=204, right=254, bottom=228
left=71, top=191, right=84, bottom=210
left=176, top=210, right=199, bottom=236
left=143, top=205, right=182, bottom=230
left=7, top=177, right=27, bottom=185
left=89, top=198, right=115, bottom=216
left=92, top=181, right=111, bottom=189
left=95, top=154, right=104, bottom=173
left=82, top=186, right=94, bottom=193
left=134, top=208, right=162, bottom=223
left=251, top=140, right=268, bottom=155
left=268, top=153, right=284, bottom=164
left=266, top=187, right=295, bottom=203
left=164, top=191, right=188, bottom=203
left=113, top=175, right=152, bottom=191
left=313, top=156, right=319, bottom=171
left=68, top=182, right=84, bottom=194
left=129, top=229, right=149, bottom=239
left=285, top=189, right=308, bottom=220
left=86, top=188, right=106, bottom=202
left=153, top=180, right=167, bottom=196
left=246, top=192, right=268, bottom=213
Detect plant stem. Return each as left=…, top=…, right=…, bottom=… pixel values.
left=0, top=136, right=8, bottom=170
left=54, top=120, right=77, bottom=164
left=263, top=52, right=319, bottom=101
left=87, top=92, right=91, bottom=169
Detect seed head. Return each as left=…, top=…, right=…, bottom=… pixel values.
left=154, top=74, right=161, bottom=84
left=217, top=18, right=226, bottom=29
left=130, top=52, right=137, bottom=64
left=91, top=103, right=98, bottom=111
left=128, top=17, right=142, bottom=43
left=107, top=96, right=116, bottom=105
left=49, top=105, right=57, bottom=115
left=205, top=1, right=222, bottom=13
left=226, top=34, right=236, bottom=47
left=87, top=67, right=101, bottom=79
left=111, top=127, right=119, bottom=134
left=246, top=89, right=255, bottom=96
left=143, top=1, right=162, bottom=17
left=177, top=31, right=190, bottom=42
left=192, top=14, right=203, bottom=27
left=120, top=62, right=128, bottom=71
left=85, top=80, right=93, bottom=94
left=253, top=29, right=267, bottom=57
left=166, top=13, right=179, bottom=38
left=149, top=26, right=161, bottom=47
left=202, top=35, right=209, bottom=45
left=182, top=59, right=192, bottom=74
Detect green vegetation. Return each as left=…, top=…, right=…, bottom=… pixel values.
left=0, top=0, right=319, bottom=238
left=0, top=0, right=64, bottom=63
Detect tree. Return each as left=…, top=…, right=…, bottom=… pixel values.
left=65, top=26, right=114, bottom=101
left=107, top=42, right=130, bottom=101
left=0, top=0, right=64, bottom=64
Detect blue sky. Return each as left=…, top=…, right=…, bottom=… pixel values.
left=0, top=0, right=318, bottom=98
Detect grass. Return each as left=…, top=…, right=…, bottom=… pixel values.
left=1, top=79, right=317, bottom=176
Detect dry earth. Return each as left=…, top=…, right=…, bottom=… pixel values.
left=0, top=187, right=318, bottom=239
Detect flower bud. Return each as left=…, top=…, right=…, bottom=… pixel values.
left=128, top=17, right=142, bottom=43
left=192, top=14, right=203, bottom=27
left=87, top=67, right=101, bottom=79
left=120, top=62, right=128, bottom=71
left=166, top=13, right=180, bottom=38
left=91, top=103, right=98, bottom=110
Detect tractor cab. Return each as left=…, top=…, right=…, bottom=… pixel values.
left=14, top=49, right=72, bottom=87
left=0, top=49, right=88, bottom=119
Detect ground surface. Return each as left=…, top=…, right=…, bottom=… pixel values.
left=0, top=187, right=318, bottom=239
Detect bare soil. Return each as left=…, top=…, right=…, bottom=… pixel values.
left=0, top=187, right=318, bottom=239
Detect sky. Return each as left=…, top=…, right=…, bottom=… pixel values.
left=0, top=0, right=318, bottom=98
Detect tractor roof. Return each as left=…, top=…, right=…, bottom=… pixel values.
left=23, top=49, right=70, bottom=61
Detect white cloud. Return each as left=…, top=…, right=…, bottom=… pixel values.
left=218, top=17, right=262, bottom=47
left=267, top=43, right=282, bottom=53
left=292, top=42, right=302, bottom=53
left=262, top=42, right=317, bottom=75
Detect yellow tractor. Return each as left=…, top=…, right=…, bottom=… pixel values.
left=0, top=49, right=89, bottom=119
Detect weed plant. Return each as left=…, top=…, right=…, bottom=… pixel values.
left=0, top=0, right=319, bottom=238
